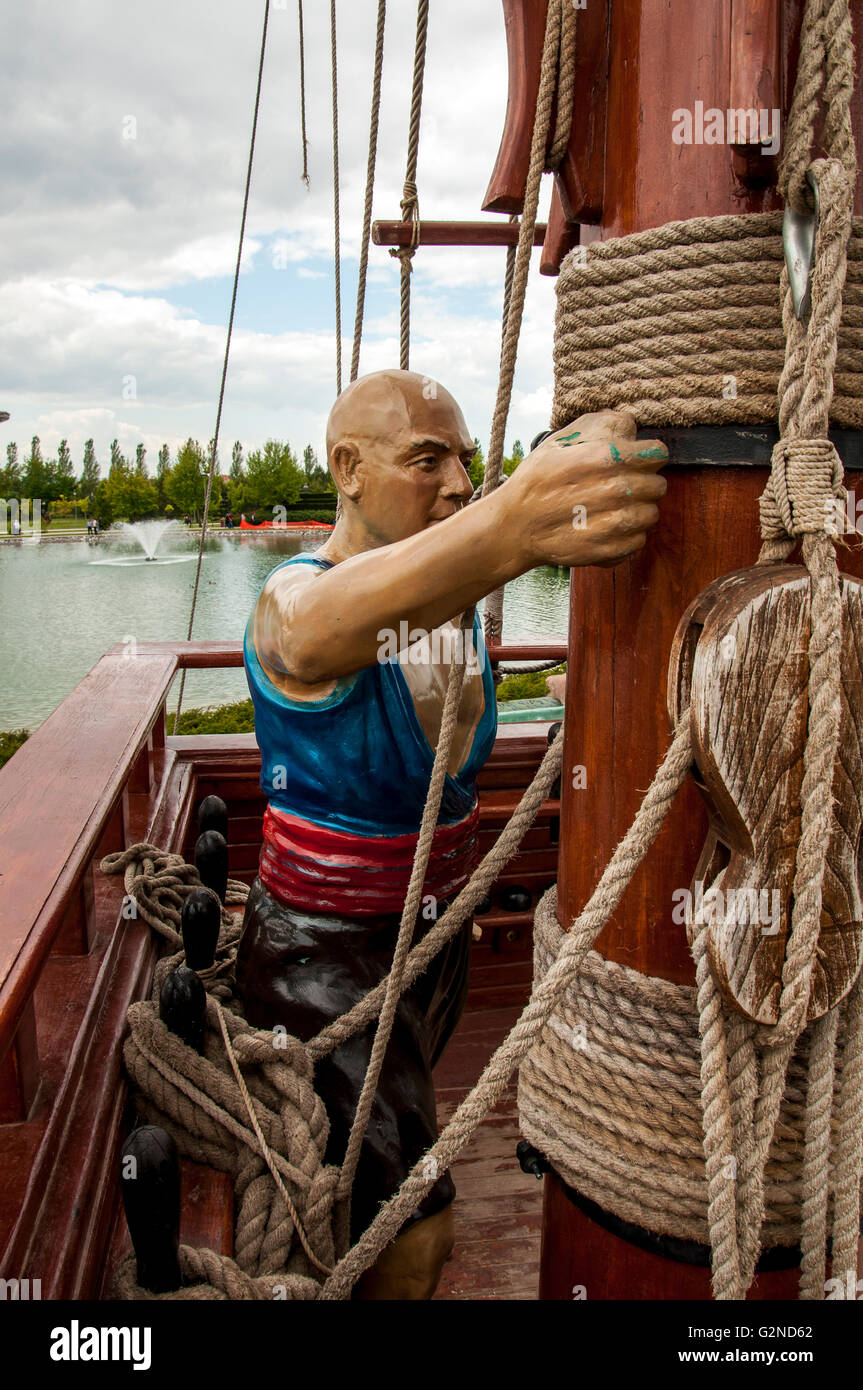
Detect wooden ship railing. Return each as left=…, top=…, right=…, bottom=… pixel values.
left=0, top=638, right=565, bottom=1298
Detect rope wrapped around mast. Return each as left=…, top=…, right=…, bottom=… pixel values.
left=526, top=0, right=863, bottom=1303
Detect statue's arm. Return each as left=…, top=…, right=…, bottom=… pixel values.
left=256, top=488, right=523, bottom=688
left=265, top=413, right=667, bottom=686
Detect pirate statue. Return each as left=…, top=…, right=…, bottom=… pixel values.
left=236, top=369, right=667, bottom=1297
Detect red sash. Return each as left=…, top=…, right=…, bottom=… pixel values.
left=259, top=801, right=480, bottom=917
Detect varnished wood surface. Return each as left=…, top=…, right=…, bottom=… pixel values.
left=601, top=0, right=863, bottom=236
left=483, top=0, right=547, bottom=212
left=434, top=941, right=542, bottom=1300
left=372, top=220, right=548, bottom=247
left=0, top=651, right=175, bottom=1091
left=668, top=566, right=863, bottom=1024
left=0, top=750, right=195, bottom=1297
left=560, top=467, right=863, bottom=986
left=539, top=1170, right=803, bottom=1300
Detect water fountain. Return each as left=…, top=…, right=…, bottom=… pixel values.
left=91, top=519, right=196, bottom=567
left=122, top=519, right=178, bottom=561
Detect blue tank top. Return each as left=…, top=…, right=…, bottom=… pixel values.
left=244, top=553, right=498, bottom=837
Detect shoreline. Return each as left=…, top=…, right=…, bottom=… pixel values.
left=0, top=525, right=334, bottom=546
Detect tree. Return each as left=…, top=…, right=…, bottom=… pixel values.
left=106, top=438, right=156, bottom=519
left=55, top=439, right=75, bottom=495
left=23, top=436, right=51, bottom=502
left=467, top=438, right=484, bottom=490
left=166, top=438, right=207, bottom=516
left=243, top=440, right=303, bottom=513
left=157, top=444, right=171, bottom=511
left=135, top=443, right=147, bottom=476
left=228, top=442, right=245, bottom=512
left=2, top=442, right=21, bottom=494
left=92, top=479, right=114, bottom=528
left=79, top=439, right=100, bottom=505
left=302, top=444, right=318, bottom=480
left=502, top=438, right=525, bottom=478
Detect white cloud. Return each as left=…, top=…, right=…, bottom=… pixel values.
left=2, top=0, right=561, bottom=467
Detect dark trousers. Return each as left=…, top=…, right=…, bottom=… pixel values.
left=235, top=877, right=473, bottom=1243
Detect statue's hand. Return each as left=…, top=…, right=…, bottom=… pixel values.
left=502, top=410, right=667, bottom=569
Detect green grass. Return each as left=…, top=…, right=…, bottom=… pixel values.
left=0, top=728, right=30, bottom=769
left=496, top=663, right=565, bottom=702
left=0, top=664, right=565, bottom=769
left=167, top=699, right=255, bottom=736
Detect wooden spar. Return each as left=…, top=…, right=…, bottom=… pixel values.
left=482, top=0, right=609, bottom=273
left=480, top=0, right=863, bottom=1298
left=372, top=220, right=548, bottom=247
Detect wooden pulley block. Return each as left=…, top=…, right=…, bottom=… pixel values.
left=667, top=564, right=863, bottom=1025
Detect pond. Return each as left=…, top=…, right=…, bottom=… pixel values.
left=0, top=528, right=572, bottom=730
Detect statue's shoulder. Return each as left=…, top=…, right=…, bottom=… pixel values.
left=258, top=553, right=331, bottom=606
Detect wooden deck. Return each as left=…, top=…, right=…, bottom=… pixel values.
left=433, top=934, right=542, bottom=1300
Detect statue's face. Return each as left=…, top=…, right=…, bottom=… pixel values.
left=332, top=374, right=477, bottom=546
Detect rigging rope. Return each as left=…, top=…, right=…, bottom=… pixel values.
left=174, top=0, right=271, bottom=731
left=330, top=0, right=343, bottom=395
left=390, top=0, right=430, bottom=370
left=350, top=0, right=387, bottom=382
left=481, top=0, right=575, bottom=645
left=297, top=1, right=310, bottom=186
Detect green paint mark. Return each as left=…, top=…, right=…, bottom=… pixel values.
left=557, top=430, right=582, bottom=441
left=636, top=446, right=666, bottom=460
left=608, top=442, right=622, bottom=461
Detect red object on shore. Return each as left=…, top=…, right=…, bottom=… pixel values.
left=238, top=518, right=333, bottom=530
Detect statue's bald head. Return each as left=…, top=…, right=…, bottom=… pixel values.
left=323, top=368, right=475, bottom=545
left=325, top=369, right=460, bottom=466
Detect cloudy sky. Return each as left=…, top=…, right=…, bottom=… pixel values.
left=3, top=0, right=559, bottom=476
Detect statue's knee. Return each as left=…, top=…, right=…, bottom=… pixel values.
left=354, top=1205, right=455, bottom=1300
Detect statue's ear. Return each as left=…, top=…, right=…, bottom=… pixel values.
left=330, top=441, right=361, bottom=499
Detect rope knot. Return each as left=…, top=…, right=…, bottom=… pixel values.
left=761, top=437, right=845, bottom=538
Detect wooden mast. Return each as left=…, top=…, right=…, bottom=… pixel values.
left=487, top=0, right=863, bottom=1299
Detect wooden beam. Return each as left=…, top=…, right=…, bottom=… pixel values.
left=372, top=220, right=547, bottom=248
left=541, top=185, right=579, bottom=276
left=729, top=0, right=782, bottom=185
left=483, top=0, right=549, bottom=212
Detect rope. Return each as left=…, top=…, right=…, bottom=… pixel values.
left=481, top=0, right=575, bottom=645
left=108, top=712, right=566, bottom=1298
left=330, top=0, right=342, bottom=394
left=115, top=0, right=863, bottom=1305
left=389, top=0, right=430, bottom=370
left=333, top=609, right=472, bottom=1248
left=551, top=213, right=863, bottom=431
left=350, top=0, right=386, bottom=382
left=174, top=0, right=271, bottom=729
left=297, top=1, right=310, bottom=186
left=498, top=662, right=563, bottom=676
left=214, top=1003, right=333, bottom=1275
left=114, top=1247, right=320, bottom=1300
left=319, top=719, right=694, bottom=1297
left=518, top=910, right=861, bottom=1250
